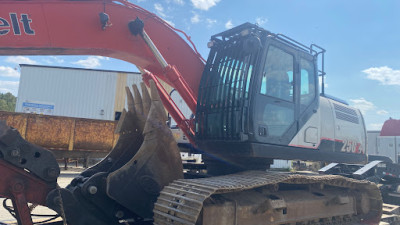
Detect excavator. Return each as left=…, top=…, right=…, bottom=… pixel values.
left=0, top=0, right=383, bottom=224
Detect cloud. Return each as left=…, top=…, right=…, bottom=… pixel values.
left=225, top=20, right=233, bottom=29
left=369, top=123, right=383, bottom=130
left=191, top=13, right=200, bottom=24
left=73, top=56, right=107, bottom=69
left=164, top=19, right=175, bottom=27
left=206, top=18, right=217, bottom=28
left=0, top=80, right=19, bottom=95
left=362, top=66, right=400, bottom=86
left=5, top=56, right=37, bottom=65
left=43, top=56, right=65, bottom=65
left=191, top=0, right=220, bottom=10
left=377, top=110, right=389, bottom=115
left=255, top=17, right=268, bottom=26
left=349, top=98, right=375, bottom=114
left=170, top=0, right=184, bottom=5
left=154, top=3, right=166, bottom=18
left=0, top=66, right=20, bottom=78
left=153, top=3, right=175, bottom=26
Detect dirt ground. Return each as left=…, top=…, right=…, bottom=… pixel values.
left=0, top=167, right=84, bottom=224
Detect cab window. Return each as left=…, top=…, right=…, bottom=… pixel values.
left=260, top=45, right=294, bottom=102
left=300, top=58, right=316, bottom=112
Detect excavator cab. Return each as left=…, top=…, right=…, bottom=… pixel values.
left=195, top=23, right=336, bottom=173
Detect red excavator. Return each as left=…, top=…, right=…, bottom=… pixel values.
left=0, top=0, right=382, bottom=224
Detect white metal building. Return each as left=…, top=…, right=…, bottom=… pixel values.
left=367, top=130, right=380, bottom=156
left=16, top=64, right=173, bottom=121
left=376, top=136, right=400, bottom=163
left=367, top=130, right=400, bottom=163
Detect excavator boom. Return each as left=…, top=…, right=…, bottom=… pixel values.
left=0, top=0, right=204, bottom=91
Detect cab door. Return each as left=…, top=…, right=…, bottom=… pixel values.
left=252, top=39, right=317, bottom=145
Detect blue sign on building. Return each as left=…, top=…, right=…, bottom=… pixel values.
left=22, top=102, right=55, bottom=115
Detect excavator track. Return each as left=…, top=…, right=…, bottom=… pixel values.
left=154, top=170, right=382, bottom=225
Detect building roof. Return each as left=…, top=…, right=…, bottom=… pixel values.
left=19, top=64, right=141, bottom=75
left=380, top=118, right=400, bottom=136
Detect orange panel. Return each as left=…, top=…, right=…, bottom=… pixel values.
left=0, top=111, right=27, bottom=133
left=25, top=115, right=73, bottom=149
left=73, top=119, right=116, bottom=151
left=0, top=111, right=118, bottom=152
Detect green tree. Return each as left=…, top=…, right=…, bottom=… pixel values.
left=0, top=92, right=16, bottom=112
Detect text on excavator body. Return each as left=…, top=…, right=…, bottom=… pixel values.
left=0, top=13, right=34, bottom=36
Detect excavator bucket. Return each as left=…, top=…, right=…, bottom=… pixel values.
left=80, top=83, right=150, bottom=177
left=107, top=80, right=184, bottom=219
left=45, top=81, right=183, bottom=224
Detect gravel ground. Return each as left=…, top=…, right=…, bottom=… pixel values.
left=0, top=167, right=84, bottom=224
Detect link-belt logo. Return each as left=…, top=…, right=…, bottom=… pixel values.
left=0, top=13, right=35, bottom=36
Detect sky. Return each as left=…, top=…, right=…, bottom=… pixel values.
left=0, top=0, right=400, bottom=131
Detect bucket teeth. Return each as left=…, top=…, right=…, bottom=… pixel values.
left=79, top=85, right=145, bottom=177
left=132, top=84, right=144, bottom=116
left=140, top=82, right=151, bottom=116
left=125, top=86, right=135, bottom=113
left=143, top=80, right=167, bottom=135
left=107, top=80, right=183, bottom=219
left=149, top=79, right=162, bottom=102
